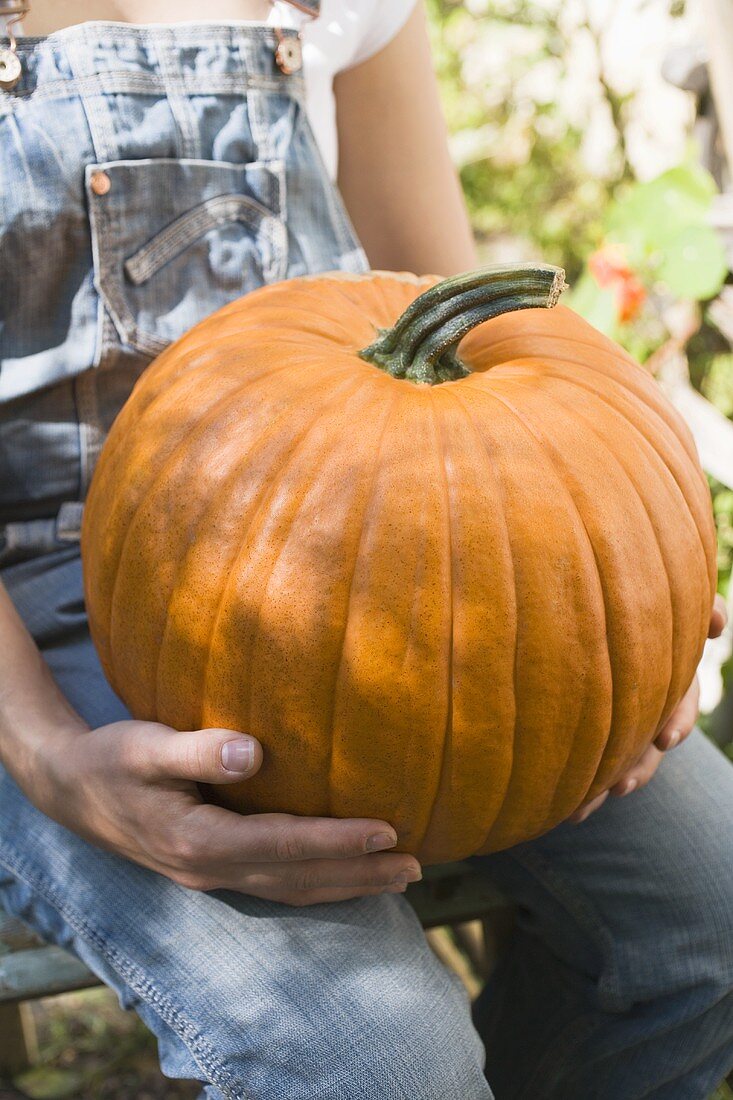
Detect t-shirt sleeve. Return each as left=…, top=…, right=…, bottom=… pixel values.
left=342, top=0, right=419, bottom=70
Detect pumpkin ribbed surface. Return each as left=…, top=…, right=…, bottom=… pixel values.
left=81, top=266, right=717, bottom=863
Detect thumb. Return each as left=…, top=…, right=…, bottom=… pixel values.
left=143, top=725, right=263, bottom=784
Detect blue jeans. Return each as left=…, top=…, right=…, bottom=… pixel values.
left=1, top=546, right=733, bottom=1100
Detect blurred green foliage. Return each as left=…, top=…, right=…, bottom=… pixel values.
left=12, top=988, right=198, bottom=1099
left=425, top=0, right=630, bottom=275
left=424, top=0, right=702, bottom=267
left=567, top=163, right=728, bottom=353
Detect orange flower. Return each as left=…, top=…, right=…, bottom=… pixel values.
left=588, top=244, right=646, bottom=322
left=589, top=243, right=633, bottom=287
left=616, top=274, right=646, bottom=322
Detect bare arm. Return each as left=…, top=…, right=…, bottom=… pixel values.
left=0, top=583, right=88, bottom=797
left=334, top=2, right=477, bottom=277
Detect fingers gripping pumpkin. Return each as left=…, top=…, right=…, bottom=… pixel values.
left=81, top=264, right=717, bottom=863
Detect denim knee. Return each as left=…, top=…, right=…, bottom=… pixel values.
left=125, top=953, right=492, bottom=1100
left=609, top=807, right=733, bottom=1009
left=351, top=978, right=491, bottom=1100
left=220, top=961, right=491, bottom=1100
left=137, top=893, right=491, bottom=1100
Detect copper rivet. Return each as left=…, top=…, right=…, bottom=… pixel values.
left=0, top=48, right=22, bottom=92
left=275, top=37, right=302, bottom=75
left=90, top=170, right=111, bottom=196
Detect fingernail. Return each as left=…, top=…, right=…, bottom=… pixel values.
left=384, top=883, right=408, bottom=894
left=365, top=832, right=397, bottom=853
left=665, top=730, right=680, bottom=750
left=392, top=868, right=422, bottom=886
left=621, top=778, right=638, bottom=796
left=221, top=739, right=254, bottom=774
left=572, top=792, right=608, bottom=824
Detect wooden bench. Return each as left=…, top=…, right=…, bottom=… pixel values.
left=0, top=862, right=511, bottom=1078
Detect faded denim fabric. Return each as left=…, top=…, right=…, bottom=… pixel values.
left=1, top=19, right=733, bottom=1100
left=0, top=16, right=365, bottom=523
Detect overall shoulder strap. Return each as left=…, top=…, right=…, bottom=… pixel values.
left=278, top=0, right=320, bottom=14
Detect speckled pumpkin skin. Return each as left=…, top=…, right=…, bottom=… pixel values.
left=81, top=270, right=717, bottom=863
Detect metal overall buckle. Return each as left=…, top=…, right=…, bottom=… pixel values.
left=0, top=0, right=27, bottom=91
left=269, top=0, right=320, bottom=76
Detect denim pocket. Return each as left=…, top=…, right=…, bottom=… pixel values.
left=86, top=157, right=288, bottom=357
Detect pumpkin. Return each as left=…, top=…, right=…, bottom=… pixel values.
left=81, top=264, right=717, bottom=863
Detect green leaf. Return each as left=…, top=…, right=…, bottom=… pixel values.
left=655, top=225, right=728, bottom=299
left=606, top=163, right=719, bottom=252
left=565, top=272, right=620, bottom=338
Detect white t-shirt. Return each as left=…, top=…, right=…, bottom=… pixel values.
left=269, top=0, right=418, bottom=178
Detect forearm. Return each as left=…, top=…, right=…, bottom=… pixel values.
left=335, top=3, right=478, bottom=277
left=0, top=580, right=87, bottom=791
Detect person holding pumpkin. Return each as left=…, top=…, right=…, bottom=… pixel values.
left=0, top=1, right=731, bottom=1098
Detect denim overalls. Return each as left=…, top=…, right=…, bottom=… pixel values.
left=0, top=12, right=367, bottom=562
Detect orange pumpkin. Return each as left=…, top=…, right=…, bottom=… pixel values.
left=81, top=264, right=717, bottom=863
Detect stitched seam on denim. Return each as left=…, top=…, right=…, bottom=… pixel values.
left=510, top=845, right=624, bottom=1009
left=156, top=29, right=200, bottom=160
left=13, top=25, right=299, bottom=45
left=63, top=27, right=117, bottom=163
left=0, top=846, right=250, bottom=1100
left=0, top=73, right=305, bottom=115
left=55, top=31, right=117, bottom=485
left=124, top=195, right=277, bottom=284
left=86, top=166, right=153, bottom=355
left=237, top=37, right=265, bottom=160
left=102, top=225, right=284, bottom=351
left=87, top=161, right=169, bottom=356
left=240, top=44, right=274, bottom=164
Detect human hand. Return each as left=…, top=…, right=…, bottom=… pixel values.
left=39, top=720, right=421, bottom=904
left=569, top=594, right=729, bottom=824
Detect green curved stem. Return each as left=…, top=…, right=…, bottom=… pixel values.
left=359, top=262, right=567, bottom=385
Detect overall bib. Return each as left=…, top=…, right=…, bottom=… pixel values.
left=1, top=15, right=733, bottom=1100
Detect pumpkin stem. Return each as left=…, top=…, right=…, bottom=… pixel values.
left=359, top=262, right=567, bottom=385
